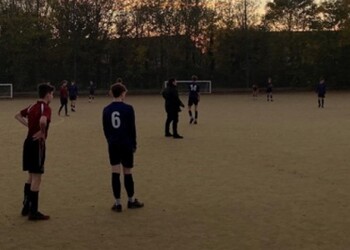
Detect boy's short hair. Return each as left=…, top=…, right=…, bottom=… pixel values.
left=191, top=75, right=198, bottom=81
left=168, top=78, right=176, bottom=86
left=38, top=83, right=55, bottom=98
left=110, top=83, right=127, bottom=98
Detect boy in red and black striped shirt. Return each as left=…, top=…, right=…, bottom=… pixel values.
left=15, top=83, right=54, bottom=220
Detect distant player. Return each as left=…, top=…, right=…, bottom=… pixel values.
left=316, top=77, right=326, bottom=108
left=162, top=78, right=185, bottom=138
left=58, top=80, right=69, bottom=116
left=266, top=77, right=273, bottom=102
left=88, top=81, right=95, bottom=103
left=69, top=80, right=78, bottom=111
left=14, top=83, right=54, bottom=220
left=252, top=83, right=259, bottom=99
left=103, top=82, right=144, bottom=212
left=188, top=75, right=200, bottom=124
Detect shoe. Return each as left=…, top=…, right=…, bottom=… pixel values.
left=128, top=199, right=144, bottom=209
left=28, top=211, right=50, bottom=221
left=173, top=134, right=183, bottom=139
left=190, top=118, right=194, bottom=124
left=165, top=133, right=173, bottom=137
left=65, top=114, right=69, bottom=117
left=58, top=111, right=61, bottom=116
left=194, top=120, right=197, bottom=124
left=21, top=200, right=30, bottom=216
left=111, top=204, right=122, bottom=212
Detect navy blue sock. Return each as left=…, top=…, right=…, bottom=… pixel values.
left=112, top=173, right=121, bottom=200
left=124, top=174, right=134, bottom=198
left=23, top=183, right=31, bottom=205
left=29, top=191, right=39, bottom=214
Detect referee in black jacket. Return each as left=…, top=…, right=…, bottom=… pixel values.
left=162, top=78, right=185, bottom=139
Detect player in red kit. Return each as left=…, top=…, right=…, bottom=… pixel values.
left=15, top=83, right=55, bottom=220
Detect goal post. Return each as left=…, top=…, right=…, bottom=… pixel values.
left=0, top=83, right=13, bottom=99
left=163, top=80, right=212, bottom=94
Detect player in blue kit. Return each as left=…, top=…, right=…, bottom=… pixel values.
left=69, top=80, right=78, bottom=111
left=316, top=77, right=326, bottom=108
left=188, top=75, right=200, bottom=124
left=103, top=82, right=144, bottom=212
left=266, top=77, right=273, bottom=102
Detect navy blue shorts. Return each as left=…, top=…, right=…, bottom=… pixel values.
left=23, top=138, right=45, bottom=174
left=69, top=95, right=77, bottom=101
left=108, top=144, right=134, bottom=168
left=188, top=98, right=199, bottom=106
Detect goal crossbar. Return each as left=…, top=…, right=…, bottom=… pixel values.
left=0, top=83, right=13, bottom=99
left=163, top=80, right=212, bottom=94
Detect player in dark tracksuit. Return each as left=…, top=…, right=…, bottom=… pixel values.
left=15, top=83, right=54, bottom=220
left=316, top=78, right=326, bottom=108
left=103, top=82, right=144, bottom=212
left=188, top=75, right=200, bottom=124
left=162, top=78, right=185, bottom=139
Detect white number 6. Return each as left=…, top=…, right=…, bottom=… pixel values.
left=111, top=111, right=121, bottom=129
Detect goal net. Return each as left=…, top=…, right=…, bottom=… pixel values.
left=0, top=83, right=13, bottom=99
left=163, top=80, right=212, bottom=94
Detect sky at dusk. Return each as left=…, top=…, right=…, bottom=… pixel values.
left=259, top=0, right=322, bottom=14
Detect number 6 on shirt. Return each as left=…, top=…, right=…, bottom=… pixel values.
left=111, top=111, right=121, bottom=129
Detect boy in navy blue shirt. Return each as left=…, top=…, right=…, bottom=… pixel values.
left=316, top=78, right=326, bottom=108
left=266, top=77, right=273, bottom=102
left=69, top=80, right=78, bottom=111
left=103, top=82, right=144, bottom=212
left=188, top=75, right=200, bottom=124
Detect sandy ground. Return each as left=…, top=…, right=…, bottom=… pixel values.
left=1, top=92, right=350, bottom=250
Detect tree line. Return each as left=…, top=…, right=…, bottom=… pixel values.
left=0, top=0, right=349, bottom=91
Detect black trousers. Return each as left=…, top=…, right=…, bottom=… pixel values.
left=165, top=111, right=179, bottom=135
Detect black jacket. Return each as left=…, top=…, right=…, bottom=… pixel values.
left=162, top=85, right=184, bottom=113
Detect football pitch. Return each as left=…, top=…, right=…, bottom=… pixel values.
left=1, top=92, right=350, bottom=250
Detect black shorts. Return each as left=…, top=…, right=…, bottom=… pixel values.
left=89, top=90, right=95, bottom=95
left=318, top=93, right=325, bottom=98
left=108, top=144, right=134, bottom=168
left=60, top=97, right=68, bottom=105
left=188, top=98, right=199, bottom=106
left=23, top=138, right=46, bottom=174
